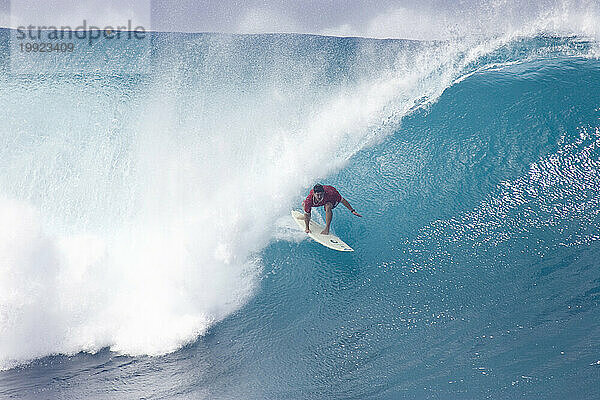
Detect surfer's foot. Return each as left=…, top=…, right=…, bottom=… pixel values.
left=321, top=229, right=330, bottom=235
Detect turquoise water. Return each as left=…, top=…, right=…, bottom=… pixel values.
left=0, top=28, right=599, bottom=399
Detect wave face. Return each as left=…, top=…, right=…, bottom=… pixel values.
left=1, top=10, right=600, bottom=400
left=0, top=29, right=510, bottom=369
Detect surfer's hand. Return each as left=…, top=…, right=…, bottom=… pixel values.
left=305, top=228, right=310, bottom=233
left=351, top=210, right=362, bottom=217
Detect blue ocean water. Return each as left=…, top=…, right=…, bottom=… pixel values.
left=1, top=25, right=600, bottom=400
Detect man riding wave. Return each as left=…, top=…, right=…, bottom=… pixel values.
left=302, top=184, right=362, bottom=235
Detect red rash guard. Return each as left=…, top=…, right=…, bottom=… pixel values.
left=303, top=185, right=342, bottom=213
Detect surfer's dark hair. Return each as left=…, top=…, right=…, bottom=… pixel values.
left=313, top=184, right=325, bottom=193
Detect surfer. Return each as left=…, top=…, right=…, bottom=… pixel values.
left=302, top=184, right=362, bottom=235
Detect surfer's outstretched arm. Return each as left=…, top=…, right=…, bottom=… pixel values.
left=341, top=197, right=362, bottom=217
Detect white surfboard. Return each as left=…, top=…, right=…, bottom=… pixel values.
left=291, top=210, right=354, bottom=252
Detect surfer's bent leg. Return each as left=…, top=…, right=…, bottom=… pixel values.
left=302, top=201, right=311, bottom=233
left=322, top=202, right=333, bottom=234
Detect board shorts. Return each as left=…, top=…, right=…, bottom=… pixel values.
left=327, top=200, right=340, bottom=209
left=302, top=200, right=339, bottom=212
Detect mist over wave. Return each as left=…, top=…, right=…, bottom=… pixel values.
left=318, top=0, right=600, bottom=41
left=0, top=2, right=599, bottom=372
